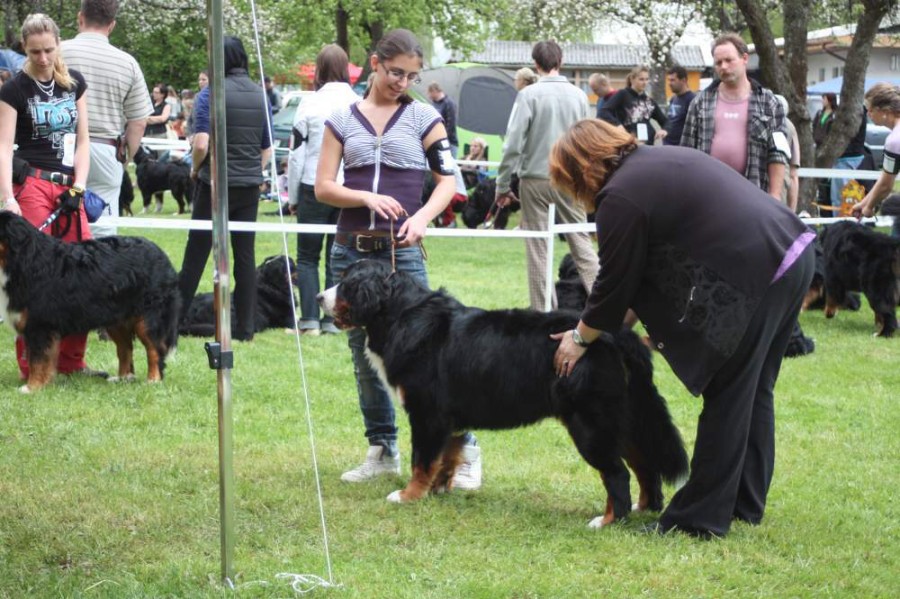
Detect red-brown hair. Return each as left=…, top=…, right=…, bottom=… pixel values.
left=549, top=119, right=638, bottom=211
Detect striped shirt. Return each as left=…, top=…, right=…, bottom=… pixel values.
left=326, top=101, right=441, bottom=232
left=60, top=32, right=153, bottom=140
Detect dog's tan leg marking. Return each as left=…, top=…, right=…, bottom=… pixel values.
left=24, top=337, right=60, bottom=393
left=432, top=436, right=466, bottom=492
left=134, top=318, right=161, bottom=382
left=875, top=313, right=885, bottom=337
left=824, top=296, right=839, bottom=319
left=801, top=287, right=821, bottom=311
left=398, top=462, right=442, bottom=502
left=106, top=323, right=136, bottom=380
left=12, top=308, right=28, bottom=334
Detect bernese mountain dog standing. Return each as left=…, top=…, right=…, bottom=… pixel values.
left=816, top=221, right=899, bottom=337
left=319, top=259, right=689, bottom=529
left=0, top=212, right=180, bottom=392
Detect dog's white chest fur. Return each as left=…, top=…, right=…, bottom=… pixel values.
left=364, top=342, right=405, bottom=407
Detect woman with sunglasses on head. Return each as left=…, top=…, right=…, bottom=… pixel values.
left=316, top=29, right=483, bottom=491
left=0, top=13, right=101, bottom=379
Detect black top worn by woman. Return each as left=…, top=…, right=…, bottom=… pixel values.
left=580, top=145, right=811, bottom=395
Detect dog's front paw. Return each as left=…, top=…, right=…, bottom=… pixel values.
left=386, top=490, right=405, bottom=503
left=17, top=384, right=31, bottom=394
left=586, top=514, right=616, bottom=529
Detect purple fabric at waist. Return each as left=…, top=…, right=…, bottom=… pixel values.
left=338, top=164, right=427, bottom=232
left=772, top=230, right=816, bottom=283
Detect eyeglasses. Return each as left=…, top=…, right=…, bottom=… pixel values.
left=380, top=64, right=421, bottom=85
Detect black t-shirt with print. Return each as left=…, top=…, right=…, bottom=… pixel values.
left=0, top=69, right=87, bottom=174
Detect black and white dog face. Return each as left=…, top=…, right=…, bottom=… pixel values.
left=318, top=260, right=408, bottom=329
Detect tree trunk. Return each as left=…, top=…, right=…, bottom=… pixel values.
left=335, top=3, right=350, bottom=56
left=816, top=1, right=892, bottom=170
left=735, top=0, right=891, bottom=212
left=782, top=0, right=815, bottom=211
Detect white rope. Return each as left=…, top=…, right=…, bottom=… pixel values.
left=212, top=0, right=337, bottom=592
left=106, top=215, right=895, bottom=235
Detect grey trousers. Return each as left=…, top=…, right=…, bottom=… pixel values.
left=519, top=178, right=599, bottom=310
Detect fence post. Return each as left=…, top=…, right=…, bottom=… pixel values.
left=544, top=203, right=556, bottom=312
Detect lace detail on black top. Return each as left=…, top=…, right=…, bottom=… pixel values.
left=645, top=244, right=759, bottom=356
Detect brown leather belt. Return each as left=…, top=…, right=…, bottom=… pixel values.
left=90, top=137, right=118, bottom=147
left=335, top=231, right=393, bottom=253
left=27, top=167, right=74, bottom=186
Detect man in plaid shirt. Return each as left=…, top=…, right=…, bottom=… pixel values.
left=681, top=33, right=789, bottom=199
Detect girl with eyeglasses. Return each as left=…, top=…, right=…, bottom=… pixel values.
left=316, top=28, right=483, bottom=491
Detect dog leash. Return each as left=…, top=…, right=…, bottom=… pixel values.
left=389, top=219, right=397, bottom=273
left=386, top=219, right=427, bottom=274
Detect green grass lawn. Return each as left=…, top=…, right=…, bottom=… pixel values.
left=0, top=200, right=897, bottom=598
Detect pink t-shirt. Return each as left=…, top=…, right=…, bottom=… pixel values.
left=709, top=95, right=750, bottom=175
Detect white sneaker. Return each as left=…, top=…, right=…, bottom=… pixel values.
left=340, top=446, right=401, bottom=483
left=452, top=444, right=482, bottom=490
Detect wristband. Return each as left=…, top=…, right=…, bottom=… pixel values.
left=572, top=328, right=591, bottom=347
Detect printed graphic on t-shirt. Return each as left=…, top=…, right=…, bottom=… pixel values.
left=27, top=91, right=78, bottom=160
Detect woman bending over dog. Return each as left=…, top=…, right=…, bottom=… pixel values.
left=0, top=13, right=103, bottom=379
left=549, top=119, right=815, bottom=538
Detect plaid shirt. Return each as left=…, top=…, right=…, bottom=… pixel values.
left=680, top=80, right=788, bottom=191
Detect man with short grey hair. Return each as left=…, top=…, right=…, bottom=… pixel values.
left=61, top=0, right=152, bottom=236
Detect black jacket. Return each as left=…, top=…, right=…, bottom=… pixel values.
left=581, top=145, right=810, bottom=395
left=599, top=87, right=668, bottom=142
left=198, top=68, right=270, bottom=187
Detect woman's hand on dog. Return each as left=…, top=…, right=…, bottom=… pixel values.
left=551, top=330, right=588, bottom=377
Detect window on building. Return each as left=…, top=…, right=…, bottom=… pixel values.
left=892, top=54, right=900, bottom=71
left=819, top=68, right=826, bottom=81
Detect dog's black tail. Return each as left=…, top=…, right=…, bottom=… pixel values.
left=615, top=330, right=689, bottom=485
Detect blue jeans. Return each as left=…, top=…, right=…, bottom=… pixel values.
left=296, top=183, right=339, bottom=330
left=830, top=155, right=864, bottom=211
left=330, top=242, right=475, bottom=454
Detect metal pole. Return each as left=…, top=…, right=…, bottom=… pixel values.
left=206, top=0, right=235, bottom=584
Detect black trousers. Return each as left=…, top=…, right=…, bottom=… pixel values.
left=660, top=244, right=815, bottom=537
left=178, top=182, right=259, bottom=340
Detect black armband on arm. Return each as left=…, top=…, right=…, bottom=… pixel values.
left=883, top=149, right=900, bottom=175
left=291, top=126, right=308, bottom=151
left=425, top=138, right=457, bottom=175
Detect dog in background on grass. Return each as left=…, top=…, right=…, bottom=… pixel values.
left=133, top=146, right=194, bottom=214
left=319, top=259, right=689, bottom=529
left=462, top=176, right=520, bottom=230
left=0, top=212, right=180, bottom=393
left=119, top=168, right=135, bottom=216
left=179, top=256, right=298, bottom=337
left=813, top=221, right=900, bottom=337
